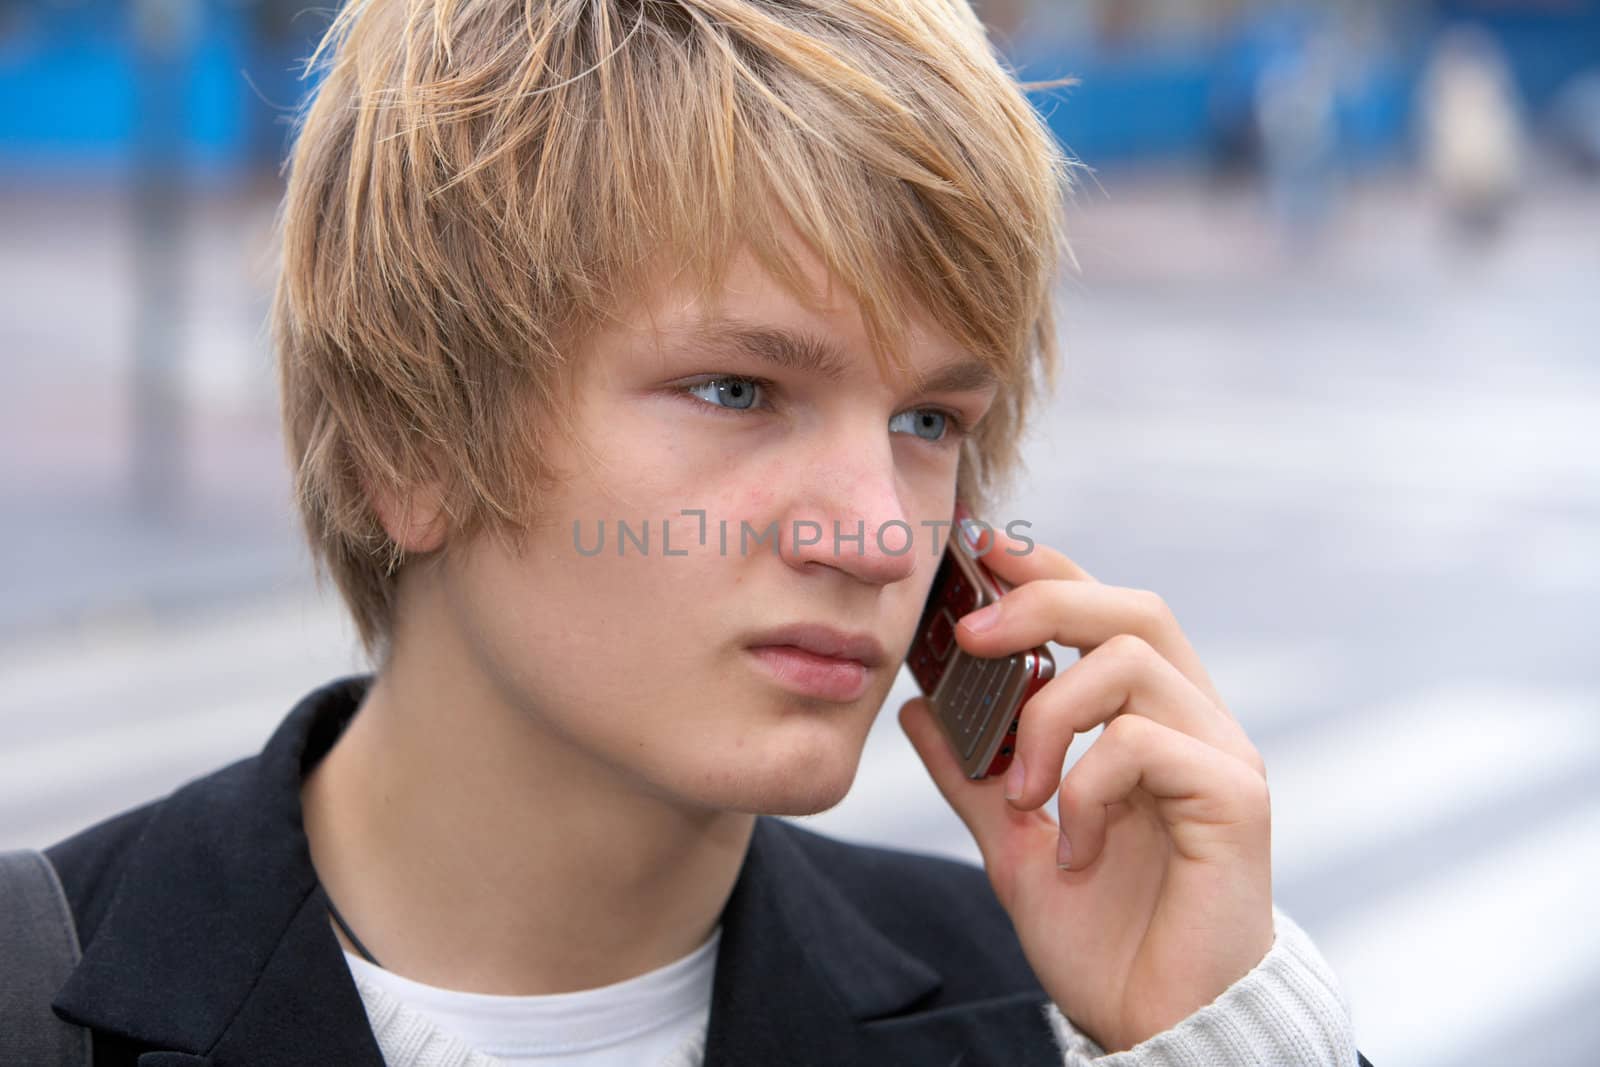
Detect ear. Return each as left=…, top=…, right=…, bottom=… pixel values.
left=368, top=476, right=450, bottom=555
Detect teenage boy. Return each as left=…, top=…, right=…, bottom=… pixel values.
left=20, top=1, right=1371, bottom=1064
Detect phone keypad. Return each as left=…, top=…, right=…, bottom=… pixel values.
left=943, top=652, right=1020, bottom=759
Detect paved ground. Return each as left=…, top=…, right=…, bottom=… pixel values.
left=2, top=165, right=1597, bottom=1066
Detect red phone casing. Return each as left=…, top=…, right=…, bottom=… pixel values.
left=907, top=506, right=1055, bottom=779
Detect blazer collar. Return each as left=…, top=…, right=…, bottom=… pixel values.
left=54, top=675, right=1056, bottom=1066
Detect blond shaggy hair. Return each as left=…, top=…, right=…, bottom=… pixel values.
left=272, top=0, right=1077, bottom=664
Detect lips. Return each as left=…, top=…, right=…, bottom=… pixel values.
left=743, top=622, right=887, bottom=668
left=745, top=646, right=872, bottom=703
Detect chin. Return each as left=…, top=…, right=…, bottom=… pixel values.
left=681, top=732, right=866, bottom=817
left=741, top=775, right=857, bottom=818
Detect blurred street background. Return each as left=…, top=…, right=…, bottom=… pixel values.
left=3, top=1, right=1598, bottom=1064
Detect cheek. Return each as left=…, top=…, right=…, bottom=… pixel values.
left=735, top=469, right=783, bottom=516
left=476, top=512, right=729, bottom=669
left=453, top=548, right=703, bottom=746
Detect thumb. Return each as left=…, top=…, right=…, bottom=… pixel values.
left=897, top=696, right=1018, bottom=855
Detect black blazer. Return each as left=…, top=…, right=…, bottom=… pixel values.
left=43, top=676, right=1372, bottom=1066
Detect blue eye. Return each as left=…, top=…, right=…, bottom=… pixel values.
left=890, top=409, right=952, bottom=443
left=685, top=376, right=763, bottom=411
left=678, top=375, right=971, bottom=446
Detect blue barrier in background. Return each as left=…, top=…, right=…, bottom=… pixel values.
left=0, top=0, right=1596, bottom=177
left=0, top=0, right=302, bottom=176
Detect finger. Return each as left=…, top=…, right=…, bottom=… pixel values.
left=897, top=696, right=1054, bottom=870
left=955, top=579, right=1232, bottom=718
left=960, top=522, right=1098, bottom=585
left=1005, top=634, right=1264, bottom=812
left=1055, top=714, right=1270, bottom=873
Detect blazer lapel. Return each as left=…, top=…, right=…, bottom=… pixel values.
left=198, top=880, right=386, bottom=1067
left=51, top=678, right=386, bottom=1067
left=703, top=817, right=1061, bottom=1067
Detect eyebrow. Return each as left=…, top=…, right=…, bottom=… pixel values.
left=669, top=317, right=1000, bottom=395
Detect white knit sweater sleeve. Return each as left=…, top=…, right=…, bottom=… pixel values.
left=1041, top=905, right=1360, bottom=1066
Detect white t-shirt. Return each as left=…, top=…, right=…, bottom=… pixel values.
left=342, top=927, right=719, bottom=1067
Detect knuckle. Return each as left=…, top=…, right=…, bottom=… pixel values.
left=1100, top=631, right=1153, bottom=667
left=1102, top=711, right=1149, bottom=746
left=1235, top=765, right=1272, bottom=816
left=1130, top=588, right=1173, bottom=631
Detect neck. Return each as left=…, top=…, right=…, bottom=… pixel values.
left=301, top=659, right=754, bottom=995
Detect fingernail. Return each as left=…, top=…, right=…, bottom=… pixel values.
left=1056, top=832, right=1073, bottom=870
left=1004, top=757, right=1025, bottom=801
left=963, top=602, right=1001, bottom=633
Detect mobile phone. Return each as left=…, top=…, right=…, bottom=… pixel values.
left=907, top=502, right=1055, bottom=779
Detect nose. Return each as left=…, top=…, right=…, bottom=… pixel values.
left=780, top=434, right=921, bottom=588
